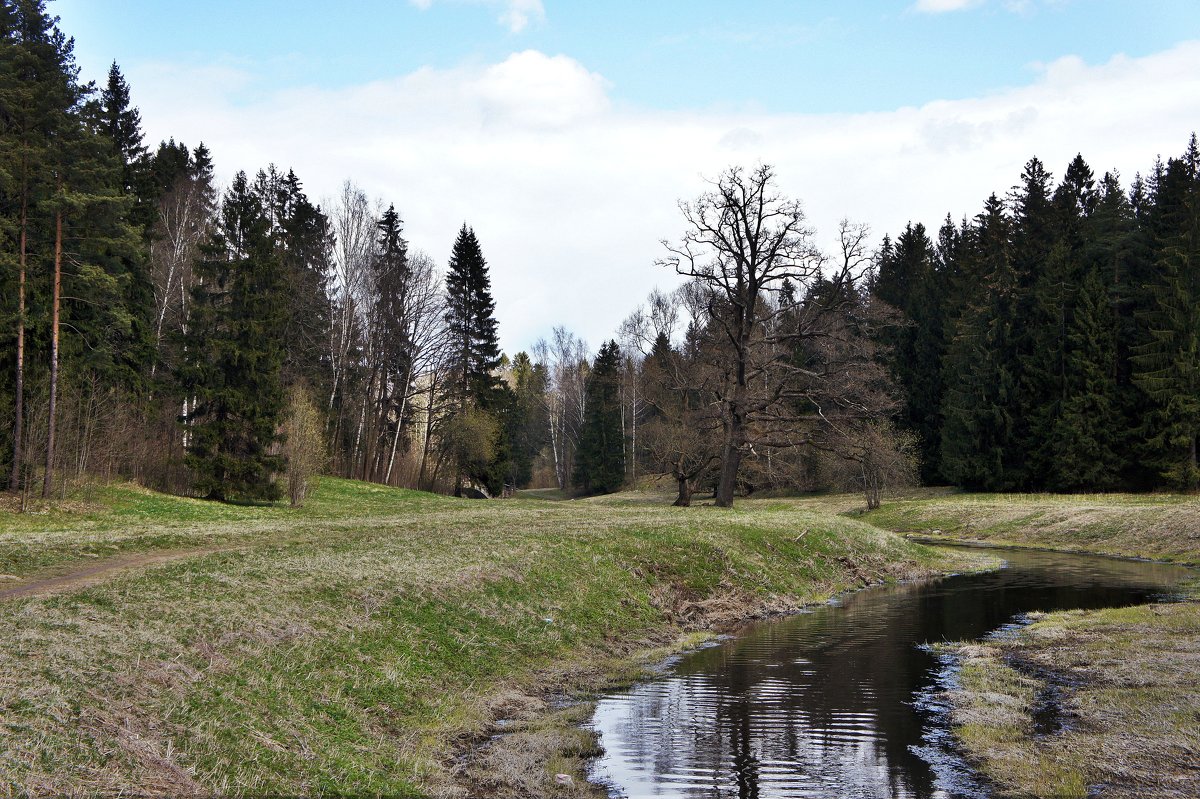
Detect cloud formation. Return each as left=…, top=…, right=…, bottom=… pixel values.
left=128, top=43, right=1200, bottom=354
left=408, top=0, right=545, bottom=33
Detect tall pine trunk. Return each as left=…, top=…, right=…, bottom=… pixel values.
left=9, top=196, right=27, bottom=492
left=43, top=206, right=63, bottom=499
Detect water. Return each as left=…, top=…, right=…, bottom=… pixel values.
left=588, top=548, right=1192, bottom=798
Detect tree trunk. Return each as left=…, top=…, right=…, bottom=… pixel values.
left=673, top=474, right=692, bottom=507
left=630, top=393, right=637, bottom=483
left=43, top=207, right=63, bottom=499
left=9, top=196, right=27, bottom=492
left=418, top=380, right=436, bottom=490
left=714, top=439, right=742, bottom=508
left=1190, top=434, right=1198, bottom=491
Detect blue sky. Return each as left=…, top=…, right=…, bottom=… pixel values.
left=60, top=0, right=1198, bottom=113
left=49, top=0, right=1200, bottom=353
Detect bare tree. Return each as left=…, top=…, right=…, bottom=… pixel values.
left=382, top=250, right=450, bottom=485
left=659, top=164, right=879, bottom=507
left=326, top=182, right=376, bottom=473
left=532, top=327, right=589, bottom=490
left=148, top=161, right=212, bottom=380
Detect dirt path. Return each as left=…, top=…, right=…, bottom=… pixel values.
left=0, top=546, right=234, bottom=601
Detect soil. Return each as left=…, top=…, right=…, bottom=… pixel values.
left=0, top=546, right=233, bottom=601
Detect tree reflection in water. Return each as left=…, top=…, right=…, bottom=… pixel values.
left=589, top=549, right=1189, bottom=798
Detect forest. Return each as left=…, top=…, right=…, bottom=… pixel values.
left=3, top=0, right=1199, bottom=509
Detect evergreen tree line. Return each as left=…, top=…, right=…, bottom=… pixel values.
left=0, top=1, right=531, bottom=502
left=873, top=139, right=1200, bottom=492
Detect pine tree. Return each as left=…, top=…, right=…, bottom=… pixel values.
left=940, top=195, right=1020, bottom=490
left=1132, top=138, right=1200, bottom=490
left=1048, top=267, right=1122, bottom=490
left=874, top=222, right=944, bottom=482
left=444, top=224, right=502, bottom=408
left=0, top=0, right=83, bottom=490
left=443, top=224, right=507, bottom=493
left=574, top=340, right=625, bottom=494
left=178, top=171, right=286, bottom=501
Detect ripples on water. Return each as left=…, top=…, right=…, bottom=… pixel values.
left=589, top=549, right=1190, bottom=798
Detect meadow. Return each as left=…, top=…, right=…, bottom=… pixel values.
left=0, top=480, right=965, bottom=797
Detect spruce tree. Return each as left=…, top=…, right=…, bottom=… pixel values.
left=443, top=224, right=507, bottom=493
left=1049, top=267, right=1122, bottom=490
left=574, top=340, right=625, bottom=494
left=1132, top=138, right=1200, bottom=490
left=509, top=351, right=548, bottom=488
left=255, top=167, right=332, bottom=393
left=371, top=204, right=413, bottom=477
left=1009, top=157, right=1057, bottom=487
left=178, top=171, right=286, bottom=501
left=444, top=225, right=502, bottom=408
left=874, top=222, right=944, bottom=482
left=940, top=195, right=1020, bottom=490
left=1091, top=171, right=1145, bottom=485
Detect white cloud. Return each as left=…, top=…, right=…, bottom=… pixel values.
left=127, top=42, right=1200, bottom=355
left=911, top=0, right=984, bottom=13
left=408, top=0, right=545, bottom=33
left=497, top=0, right=545, bottom=33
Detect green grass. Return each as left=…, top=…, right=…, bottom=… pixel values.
left=0, top=479, right=450, bottom=578
left=864, top=489, right=1200, bottom=563
left=946, top=601, right=1200, bottom=798
left=0, top=480, right=977, bottom=797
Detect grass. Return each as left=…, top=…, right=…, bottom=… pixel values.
left=0, top=479, right=976, bottom=798
left=863, top=488, right=1200, bottom=563
left=878, top=490, right=1200, bottom=798
left=945, top=602, right=1200, bottom=798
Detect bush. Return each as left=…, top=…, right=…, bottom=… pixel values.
left=284, top=386, right=326, bottom=507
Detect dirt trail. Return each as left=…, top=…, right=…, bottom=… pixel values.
left=0, top=546, right=234, bottom=601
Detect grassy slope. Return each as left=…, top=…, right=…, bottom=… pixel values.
left=864, top=489, right=1200, bottom=563
left=868, top=490, right=1200, bottom=799
left=0, top=479, right=966, bottom=798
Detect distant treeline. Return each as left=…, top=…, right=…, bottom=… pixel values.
left=2, top=1, right=1197, bottom=503
left=873, top=140, right=1200, bottom=492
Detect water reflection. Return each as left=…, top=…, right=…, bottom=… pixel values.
left=590, top=549, right=1190, bottom=798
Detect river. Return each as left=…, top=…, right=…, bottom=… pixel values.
left=587, top=547, right=1191, bottom=798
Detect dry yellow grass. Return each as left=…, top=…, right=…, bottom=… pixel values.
left=865, top=489, right=1200, bottom=563
left=947, top=602, right=1200, bottom=798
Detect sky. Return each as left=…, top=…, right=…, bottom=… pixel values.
left=53, top=0, right=1200, bottom=355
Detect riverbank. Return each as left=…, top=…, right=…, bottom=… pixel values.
left=863, top=489, right=1200, bottom=563
left=869, top=491, right=1200, bottom=798
left=0, top=480, right=974, bottom=798
left=946, top=601, right=1200, bottom=798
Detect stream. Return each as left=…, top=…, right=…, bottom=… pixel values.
left=587, top=547, right=1191, bottom=798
